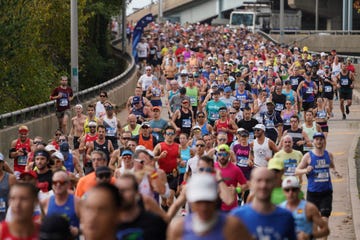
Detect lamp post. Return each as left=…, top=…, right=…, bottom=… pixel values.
left=71, top=0, right=79, bottom=93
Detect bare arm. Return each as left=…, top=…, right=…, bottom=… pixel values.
left=224, top=216, right=253, bottom=240
left=295, top=153, right=312, bottom=175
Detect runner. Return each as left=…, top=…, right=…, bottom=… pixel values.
left=70, top=104, right=86, bottom=150
left=336, top=62, right=355, bottom=120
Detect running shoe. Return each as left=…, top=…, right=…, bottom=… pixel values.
left=342, top=114, right=346, bottom=120
left=345, top=105, right=350, bottom=115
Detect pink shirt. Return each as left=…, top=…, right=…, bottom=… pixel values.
left=215, top=161, right=247, bottom=211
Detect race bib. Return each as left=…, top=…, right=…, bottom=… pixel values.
left=284, top=159, right=297, bottom=176
left=210, top=113, right=219, bottom=121
left=59, top=98, right=68, bottom=107
left=106, top=127, right=116, bottom=136
left=275, top=103, right=284, bottom=111
left=182, top=119, right=191, bottom=128
left=291, top=78, right=298, bottom=85
left=237, top=156, right=248, bottom=167
left=306, top=87, right=313, bottom=94
left=265, top=119, right=274, bottom=128
left=324, top=86, right=332, bottom=92
left=341, top=79, right=349, bottom=86
left=190, top=96, right=196, bottom=105
left=315, top=169, right=330, bottom=182
left=0, top=198, right=6, bottom=213
left=17, top=155, right=27, bottom=166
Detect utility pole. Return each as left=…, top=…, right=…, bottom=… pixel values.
left=280, top=0, right=284, bottom=44
left=315, top=0, right=318, bottom=30
left=158, top=0, right=163, bottom=23
left=348, top=0, right=353, bottom=31
left=122, top=0, right=126, bottom=51
left=71, top=0, right=79, bottom=93
left=342, top=0, right=348, bottom=31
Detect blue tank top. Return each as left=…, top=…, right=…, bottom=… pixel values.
left=168, top=90, right=179, bottom=100
left=179, top=147, right=191, bottom=174
left=235, top=90, right=250, bottom=109
left=282, top=89, right=296, bottom=105
left=64, top=153, right=74, bottom=172
left=280, top=200, right=313, bottom=235
left=201, top=123, right=209, bottom=136
left=183, top=212, right=227, bottom=240
left=307, top=151, right=332, bottom=192
left=47, top=194, right=79, bottom=227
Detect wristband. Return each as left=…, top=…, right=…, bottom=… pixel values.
left=150, top=171, right=158, bottom=179
left=181, top=181, right=186, bottom=185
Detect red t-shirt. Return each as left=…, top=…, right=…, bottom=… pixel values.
left=14, top=138, right=31, bottom=173
left=215, top=161, right=247, bottom=211
left=51, top=86, right=73, bottom=112
left=159, top=142, right=179, bottom=174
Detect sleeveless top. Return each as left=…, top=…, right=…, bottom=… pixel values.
left=186, top=86, right=198, bottom=107
left=175, top=108, right=192, bottom=135
left=168, top=90, right=179, bottom=101
left=339, top=72, right=352, bottom=90
left=215, top=119, right=233, bottom=143
left=47, top=194, right=79, bottom=227
left=280, top=200, right=313, bottom=234
left=183, top=212, right=227, bottom=240
left=235, top=90, right=250, bottom=109
left=323, top=75, right=334, bottom=94
left=83, top=117, right=98, bottom=134
left=131, top=106, right=146, bottom=123
left=159, top=142, right=179, bottom=173
left=0, top=173, right=10, bottom=221
left=200, top=123, right=210, bottom=136
left=179, top=147, right=191, bottom=174
left=302, top=122, right=317, bottom=152
left=139, top=175, right=155, bottom=199
left=151, top=85, right=162, bottom=98
left=282, top=110, right=296, bottom=129
left=0, top=221, right=39, bottom=240
left=301, top=81, right=315, bottom=103
left=253, top=137, right=272, bottom=167
left=307, top=150, right=332, bottom=192
left=331, top=62, right=341, bottom=77
left=138, top=134, right=154, bottom=150
left=233, top=144, right=250, bottom=168
left=64, top=153, right=75, bottom=173
left=282, top=89, right=296, bottom=105
left=14, top=138, right=31, bottom=173
left=85, top=133, right=98, bottom=144
left=103, top=115, right=118, bottom=137
left=94, top=139, right=110, bottom=161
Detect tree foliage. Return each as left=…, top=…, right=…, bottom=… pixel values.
left=0, top=0, right=123, bottom=114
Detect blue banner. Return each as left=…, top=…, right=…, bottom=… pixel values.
left=132, top=14, right=154, bottom=63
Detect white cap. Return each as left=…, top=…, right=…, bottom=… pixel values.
left=145, top=66, right=152, bottom=70
left=51, top=151, right=64, bottom=161
left=282, top=176, right=300, bottom=189
left=135, top=145, right=147, bottom=152
left=75, top=104, right=83, bottom=109
left=186, top=174, right=218, bottom=202
left=45, top=144, right=57, bottom=152
left=253, top=124, right=265, bottom=131
left=320, top=52, right=327, bottom=57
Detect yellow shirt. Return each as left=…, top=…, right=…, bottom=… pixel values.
left=273, top=149, right=303, bottom=177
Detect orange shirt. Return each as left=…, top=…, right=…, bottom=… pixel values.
left=74, top=172, right=115, bottom=198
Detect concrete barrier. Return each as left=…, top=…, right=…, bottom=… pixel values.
left=0, top=44, right=138, bottom=165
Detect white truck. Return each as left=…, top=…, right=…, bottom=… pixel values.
left=229, top=3, right=302, bottom=33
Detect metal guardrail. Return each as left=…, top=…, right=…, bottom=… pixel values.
left=0, top=38, right=136, bottom=129
left=257, top=30, right=360, bottom=64
left=269, top=30, right=360, bottom=35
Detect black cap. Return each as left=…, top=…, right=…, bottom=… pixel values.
left=180, top=87, right=187, bottom=94
left=95, top=166, right=112, bottom=177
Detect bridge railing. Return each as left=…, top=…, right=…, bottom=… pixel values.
left=269, top=30, right=360, bottom=35
left=258, top=30, right=360, bottom=64
left=0, top=38, right=136, bottom=129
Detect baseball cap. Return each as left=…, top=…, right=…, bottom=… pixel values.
left=18, top=125, right=29, bottom=133
left=145, top=66, right=152, bottom=70
left=186, top=174, right=218, bottom=202
left=75, top=104, right=83, bottom=109
left=88, top=121, right=97, bottom=127
left=253, top=124, right=265, bottom=131
left=60, top=142, right=69, bottom=159
left=217, top=144, right=230, bottom=153
left=0, top=153, right=4, bottom=162
left=152, top=106, right=161, bottom=111
left=313, top=132, right=325, bottom=139
left=282, top=176, right=300, bottom=189
left=105, top=104, right=113, bottom=111
left=132, top=96, right=141, bottom=104
left=266, top=99, right=275, bottom=106
left=51, top=151, right=64, bottom=161
left=212, top=90, right=220, bottom=95
left=179, top=87, right=187, bottom=95
left=121, top=149, right=133, bottom=156
left=224, top=86, right=232, bottom=93
left=211, top=83, right=218, bottom=88
left=268, top=157, right=284, bottom=171
left=192, top=125, right=201, bottom=131
left=141, top=122, right=150, bottom=128
left=20, top=170, right=38, bottom=179
left=44, top=144, right=57, bottom=152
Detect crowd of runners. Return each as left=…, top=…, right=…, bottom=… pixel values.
left=0, top=21, right=355, bottom=239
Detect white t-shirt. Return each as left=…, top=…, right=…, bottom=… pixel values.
left=95, top=101, right=106, bottom=118
left=136, top=42, right=149, bottom=58
left=186, top=155, right=200, bottom=174
left=138, top=74, right=154, bottom=91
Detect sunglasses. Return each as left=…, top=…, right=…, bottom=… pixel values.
left=218, top=138, right=227, bottom=142
left=197, top=115, right=205, bottom=118
left=100, top=95, right=106, bottom=97
left=240, top=134, right=249, bottom=137
left=33, top=141, right=43, bottom=145
left=89, top=126, right=96, bottom=128
left=52, top=180, right=68, bottom=186
left=229, top=112, right=236, bottom=114
left=55, top=133, right=61, bottom=136
left=196, top=144, right=205, bottom=147
left=134, top=159, right=144, bottom=165
left=198, top=167, right=214, bottom=173
left=217, top=152, right=228, bottom=157
left=122, top=155, right=132, bottom=159
left=165, top=132, right=175, bottom=136
left=122, top=137, right=130, bottom=140
left=254, top=129, right=262, bottom=132
left=284, top=188, right=299, bottom=192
